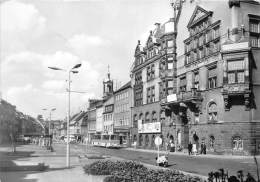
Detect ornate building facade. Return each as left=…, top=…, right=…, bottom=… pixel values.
left=130, top=18, right=177, bottom=149
left=130, top=0, right=260, bottom=155
left=161, top=0, right=260, bottom=155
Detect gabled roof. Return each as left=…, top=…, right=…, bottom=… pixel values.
left=187, top=5, right=213, bottom=28
left=114, top=81, right=131, bottom=94
left=70, top=111, right=86, bottom=126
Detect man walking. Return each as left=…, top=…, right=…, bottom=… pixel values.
left=188, top=142, right=192, bottom=155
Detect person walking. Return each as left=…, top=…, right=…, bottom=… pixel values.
left=188, top=142, right=192, bottom=155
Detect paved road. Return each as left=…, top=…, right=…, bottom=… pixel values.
left=55, top=143, right=259, bottom=179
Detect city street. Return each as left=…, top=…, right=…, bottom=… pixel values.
left=64, top=143, right=258, bottom=179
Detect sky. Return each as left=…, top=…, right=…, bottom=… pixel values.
left=0, top=0, right=173, bottom=119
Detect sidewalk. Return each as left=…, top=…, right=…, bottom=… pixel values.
left=123, top=147, right=260, bottom=160
left=0, top=144, right=105, bottom=182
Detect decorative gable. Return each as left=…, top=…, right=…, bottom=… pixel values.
left=187, top=6, right=213, bottom=28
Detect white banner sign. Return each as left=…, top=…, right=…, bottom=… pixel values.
left=138, top=121, right=161, bottom=133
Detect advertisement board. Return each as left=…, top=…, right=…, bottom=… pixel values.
left=138, top=121, right=161, bottom=133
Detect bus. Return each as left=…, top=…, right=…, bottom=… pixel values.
left=91, top=134, right=121, bottom=148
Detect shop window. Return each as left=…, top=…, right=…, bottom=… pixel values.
left=209, top=135, right=215, bottom=149
left=133, top=135, right=137, bottom=142
left=139, top=134, right=143, bottom=146
left=145, top=135, right=149, bottom=146
left=151, top=135, right=155, bottom=147
left=227, top=60, right=245, bottom=84
left=208, top=102, right=217, bottom=122
left=232, top=136, right=243, bottom=150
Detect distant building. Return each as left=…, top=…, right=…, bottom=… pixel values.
left=87, top=99, right=103, bottom=143
left=113, top=81, right=132, bottom=146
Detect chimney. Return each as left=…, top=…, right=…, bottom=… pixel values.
left=229, top=0, right=240, bottom=42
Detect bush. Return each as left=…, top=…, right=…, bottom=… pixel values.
left=83, top=160, right=205, bottom=182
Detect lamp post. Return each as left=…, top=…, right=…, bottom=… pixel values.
left=48, top=63, right=81, bottom=168
left=42, top=108, right=56, bottom=136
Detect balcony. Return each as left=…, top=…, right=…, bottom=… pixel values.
left=160, top=70, right=174, bottom=79
left=177, top=88, right=202, bottom=103
left=222, top=83, right=250, bottom=95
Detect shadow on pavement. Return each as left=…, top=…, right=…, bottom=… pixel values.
left=0, top=144, right=74, bottom=182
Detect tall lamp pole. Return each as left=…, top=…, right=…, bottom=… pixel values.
left=48, top=63, right=81, bottom=168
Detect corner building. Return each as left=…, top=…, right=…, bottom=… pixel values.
left=161, top=0, right=260, bottom=155
left=131, top=19, right=177, bottom=149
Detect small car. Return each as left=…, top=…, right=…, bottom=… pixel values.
left=155, top=155, right=168, bottom=167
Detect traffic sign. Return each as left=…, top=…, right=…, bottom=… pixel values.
left=154, top=136, right=162, bottom=146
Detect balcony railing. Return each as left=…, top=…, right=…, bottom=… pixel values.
left=177, top=88, right=202, bottom=102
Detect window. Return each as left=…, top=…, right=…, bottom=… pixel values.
left=135, top=71, right=142, bottom=85
left=152, top=111, right=157, bottom=122
left=227, top=60, right=244, bottom=84
left=160, top=110, right=165, bottom=123
left=194, top=72, right=199, bottom=89
left=249, top=17, right=260, bottom=47
left=145, top=112, right=150, bottom=123
left=147, top=86, right=155, bottom=104
left=208, top=66, right=217, bottom=89
left=139, top=113, right=143, bottom=124
left=208, top=102, right=217, bottom=122
left=199, top=35, right=204, bottom=47
left=209, top=135, right=215, bottom=149
left=232, top=136, right=243, bottom=150
left=179, top=77, right=186, bottom=92
left=147, top=64, right=155, bottom=81
left=205, top=30, right=212, bottom=43
left=167, top=40, right=174, bottom=47
left=212, top=26, right=220, bottom=39
left=134, top=87, right=143, bottom=106
left=167, top=62, right=173, bottom=70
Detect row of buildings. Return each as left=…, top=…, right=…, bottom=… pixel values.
left=60, top=0, right=260, bottom=155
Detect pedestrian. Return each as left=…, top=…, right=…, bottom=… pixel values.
left=203, top=142, right=206, bottom=154
left=188, top=142, right=192, bottom=155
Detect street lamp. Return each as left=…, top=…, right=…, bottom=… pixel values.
left=42, top=108, right=56, bottom=136
left=48, top=63, right=81, bottom=168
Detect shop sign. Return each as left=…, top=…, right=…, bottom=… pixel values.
left=167, top=94, right=177, bottom=102
left=138, top=121, right=161, bottom=133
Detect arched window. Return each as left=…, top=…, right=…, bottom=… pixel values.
left=152, top=111, right=157, bottom=122
left=160, top=110, right=166, bottom=123
left=145, top=135, right=149, bottom=146
left=151, top=135, right=156, bottom=147
left=208, top=102, right=218, bottom=122
left=139, top=113, right=143, bottom=124
left=232, top=136, right=243, bottom=150
left=145, top=112, right=150, bottom=123
left=133, top=114, right=138, bottom=128
left=133, top=135, right=137, bottom=142
left=139, top=134, right=143, bottom=146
